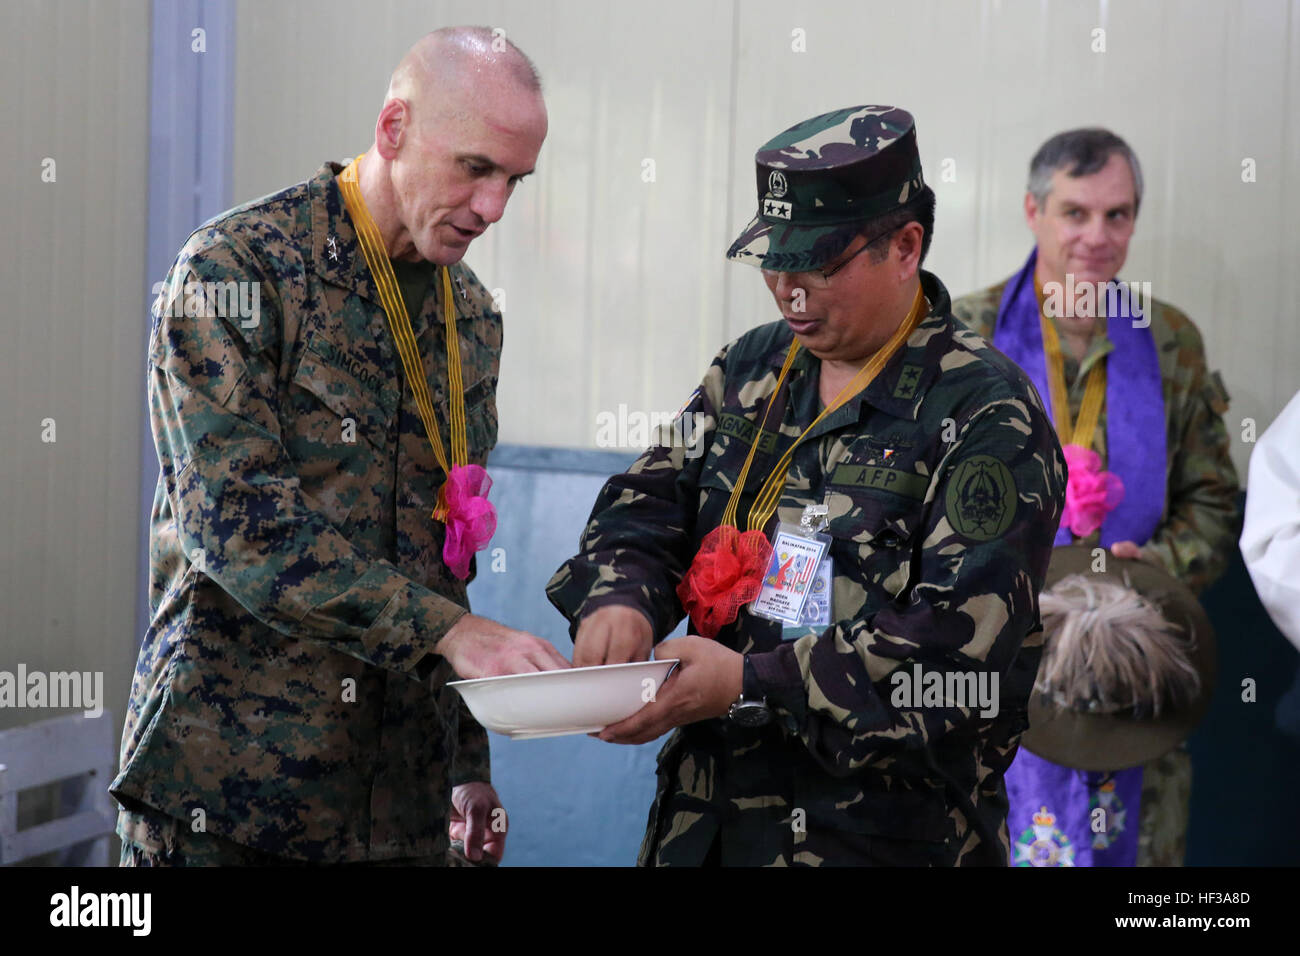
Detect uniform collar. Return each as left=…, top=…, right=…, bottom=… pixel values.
left=309, top=160, right=381, bottom=303
left=1046, top=312, right=1114, bottom=384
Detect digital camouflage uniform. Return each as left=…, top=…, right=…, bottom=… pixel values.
left=117, top=810, right=488, bottom=867
left=111, top=161, right=500, bottom=863
left=952, top=280, right=1240, bottom=865
left=548, top=270, right=1068, bottom=866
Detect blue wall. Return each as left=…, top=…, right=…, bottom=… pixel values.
left=465, top=446, right=686, bottom=866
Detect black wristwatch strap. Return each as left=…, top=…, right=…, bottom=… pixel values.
left=742, top=654, right=764, bottom=702
left=729, top=655, right=772, bottom=727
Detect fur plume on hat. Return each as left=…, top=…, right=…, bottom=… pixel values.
left=1036, top=573, right=1201, bottom=717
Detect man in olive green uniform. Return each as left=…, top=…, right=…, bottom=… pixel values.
left=547, top=106, right=1067, bottom=866
left=950, top=128, right=1240, bottom=866
left=112, top=27, right=568, bottom=866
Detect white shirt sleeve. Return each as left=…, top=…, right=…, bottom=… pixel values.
left=1241, top=389, right=1300, bottom=650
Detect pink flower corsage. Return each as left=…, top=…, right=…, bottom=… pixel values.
left=440, top=464, right=497, bottom=580
left=1061, top=444, right=1124, bottom=538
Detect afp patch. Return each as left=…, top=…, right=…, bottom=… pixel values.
left=944, top=455, right=1017, bottom=542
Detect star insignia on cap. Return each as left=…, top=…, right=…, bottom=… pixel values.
left=763, top=199, right=793, bottom=220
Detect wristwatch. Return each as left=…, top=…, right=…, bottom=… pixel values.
left=727, top=655, right=771, bottom=727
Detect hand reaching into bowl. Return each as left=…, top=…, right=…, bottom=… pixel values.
left=435, top=613, right=571, bottom=680
left=574, top=604, right=655, bottom=667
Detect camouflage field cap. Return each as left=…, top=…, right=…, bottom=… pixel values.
left=726, top=105, right=927, bottom=272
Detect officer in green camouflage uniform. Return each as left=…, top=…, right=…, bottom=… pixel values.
left=112, top=28, right=566, bottom=866
left=950, top=128, right=1240, bottom=866
left=547, top=106, right=1068, bottom=866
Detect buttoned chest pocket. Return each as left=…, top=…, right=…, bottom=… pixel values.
left=694, top=414, right=783, bottom=526
left=822, top=486, right=928, bottom=617
left=695, top=449, right=765, bottom=537
left=420, top=305, right=501, bottom=466
left=287, top=333, right=399, bottom=527
left=440, top=373, right=499, bottom=465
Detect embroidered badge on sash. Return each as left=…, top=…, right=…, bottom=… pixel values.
left=1014, top=806, right=1075, bottom=867
left=1088, top=778, right=1128, bottom=850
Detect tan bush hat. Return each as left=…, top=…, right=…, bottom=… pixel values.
left=1020, top=544, right=1217, bottom=771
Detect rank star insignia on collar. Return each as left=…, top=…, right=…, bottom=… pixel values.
left=892, top=363, right=924, bottom=399
left=326, top=235, right=340, bottom=262
left=454, top=274, right=468, bottom=300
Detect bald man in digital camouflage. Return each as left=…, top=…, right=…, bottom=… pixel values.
left=112, top=26, right=568, bottom=867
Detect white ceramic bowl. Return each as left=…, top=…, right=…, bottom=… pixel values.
left=449, top=659, right=679, bottom=740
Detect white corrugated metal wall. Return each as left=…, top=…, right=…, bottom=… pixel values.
left=233, top=0, right=1299, bottom=471
left=0, top=0, right=150, bottom=737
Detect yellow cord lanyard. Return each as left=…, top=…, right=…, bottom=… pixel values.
left=1036, top=279, right=1106, bottom=450
left=721, top=284, right=929, bottom=534
left=338, top=154, right=467, bottom=522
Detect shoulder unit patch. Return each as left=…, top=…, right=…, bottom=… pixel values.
left=944, top=455, right=1017, bottom=541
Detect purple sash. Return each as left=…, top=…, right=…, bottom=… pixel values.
left=1006, top=750, right=1146, bottom=866
left=994, top=248, right=1167, bottom=866
left=992, top=248, right=1166, bottom=547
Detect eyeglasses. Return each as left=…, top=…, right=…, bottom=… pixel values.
left=762, top=225, right=900, bottom=289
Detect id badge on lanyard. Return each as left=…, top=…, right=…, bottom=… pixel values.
left=749, top=502, right=834, bottom=637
